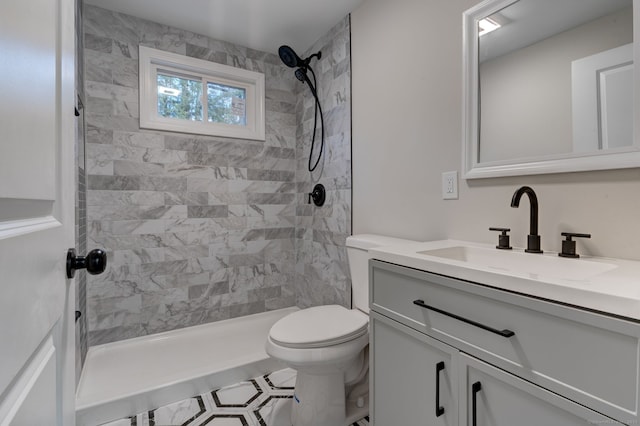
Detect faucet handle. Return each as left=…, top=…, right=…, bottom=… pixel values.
left=559, top=232, right=591, bottom=258
left=489, top=227, right=512, bottom=250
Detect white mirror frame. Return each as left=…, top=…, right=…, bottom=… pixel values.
left=463, top=0, right=640, bottom=179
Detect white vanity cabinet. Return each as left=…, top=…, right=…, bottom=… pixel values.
left=369, top=260, right=640, bottom=425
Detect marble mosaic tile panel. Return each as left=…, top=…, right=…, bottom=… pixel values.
left=75, top=0, right=88, bottom=383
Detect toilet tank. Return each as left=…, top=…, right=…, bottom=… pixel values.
left=346, top=234, right=418, bottom=313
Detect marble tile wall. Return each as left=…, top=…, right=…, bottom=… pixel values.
left=75, top=0, right=88, bottom=384
left=294, top=17, right=353, bottom=308
left=83, top=6, right=352, bottom=346
left=75, top=165, right=88, bottom=380
left=83, top=5, right=300, bottom=346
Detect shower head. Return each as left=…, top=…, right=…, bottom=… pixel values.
left=279, top=45, right=303, bottom=68
left=294, top=68, right=318, bottom=98
left=278, top=45, right=325, bottom=173
left=294, top=68, right=307, bottom=82
left=278, top=45, right=322, bottom=69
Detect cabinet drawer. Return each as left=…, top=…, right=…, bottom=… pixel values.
left=370, top=260, right=640, bottom=424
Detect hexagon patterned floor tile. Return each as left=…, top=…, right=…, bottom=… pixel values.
left=101, top=369, right=370, bottom=426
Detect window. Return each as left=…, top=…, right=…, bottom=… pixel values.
left=139, top=46, right=265, bottom=140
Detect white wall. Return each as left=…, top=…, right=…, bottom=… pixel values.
left=351, top=0, right=640, bottom=260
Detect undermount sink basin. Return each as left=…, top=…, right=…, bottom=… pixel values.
left=417, top=245, right=616, bottom=281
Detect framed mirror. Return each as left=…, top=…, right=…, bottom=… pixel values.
left=463, top=0, right=639, bottom=179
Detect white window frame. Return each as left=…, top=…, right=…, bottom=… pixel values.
left=139, top=45, right=265, bottom=141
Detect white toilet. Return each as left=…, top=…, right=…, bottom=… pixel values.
left=265, top=234, right=415, bottom=426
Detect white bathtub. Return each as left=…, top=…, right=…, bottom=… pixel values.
left=76, top=307, right=298, bottom=426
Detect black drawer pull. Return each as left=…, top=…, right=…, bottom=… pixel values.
left=435, top=361, right=445, bottom=417
left=472, top=381, right=482, bottom=426
left=413, top=299, right=515, bottom=338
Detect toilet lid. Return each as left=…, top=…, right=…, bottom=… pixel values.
left=269, top=305, right=369, bottom=349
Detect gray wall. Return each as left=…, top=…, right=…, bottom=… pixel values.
left=295, top=17, right=352, bottom=309
left=83, top=6, right=351, bottom=346
left=351, top=0, right=640, bottom=261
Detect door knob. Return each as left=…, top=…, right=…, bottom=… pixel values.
left=66, top=248, right=107, bottom=278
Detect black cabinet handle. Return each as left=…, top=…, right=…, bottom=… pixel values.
left=413, top=300, right=515, bottom=338
left=472, top=381, right=482, bottom=426
left=435, top=361, right=445, bottom=417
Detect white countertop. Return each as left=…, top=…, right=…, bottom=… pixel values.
left=370, top=240, right=640, bottom=321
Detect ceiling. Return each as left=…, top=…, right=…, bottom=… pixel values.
left=480, top=0, right=632, bottom=62
left=84, top=0, right=365, bottom=55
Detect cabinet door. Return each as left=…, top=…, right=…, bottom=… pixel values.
left=459, top=353, right=624, bottom=426
left=371, top=311, right=458, bottom=426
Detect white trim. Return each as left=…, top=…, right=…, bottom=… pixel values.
left=0, top=335, right=55, bottom=425
left=0, top=217, right=60, bottom=241
left=139, top=46, right=265, bottom=141
left=462, top=0, right=640, bottom=179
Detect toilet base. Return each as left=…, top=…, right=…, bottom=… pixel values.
left=291, top=370, right=345, bottom=426
left=268, top=391, right=368, bottom=426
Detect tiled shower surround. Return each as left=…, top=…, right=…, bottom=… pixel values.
left=84, top=6, right=351, bottom=346
left=294, top=17, right=352, bottom=308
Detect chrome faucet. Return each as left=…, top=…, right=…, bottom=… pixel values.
left=510, top=186, right=543, bottom=253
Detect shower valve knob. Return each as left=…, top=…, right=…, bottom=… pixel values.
left=308, top=184, right=326, bottom=207
left=66, top=248, right=107, bottom=278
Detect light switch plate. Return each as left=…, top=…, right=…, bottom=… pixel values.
left=442, top=171, right=458, bottom=200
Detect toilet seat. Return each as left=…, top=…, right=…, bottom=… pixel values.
left=269, top=305, right=368, bottom=349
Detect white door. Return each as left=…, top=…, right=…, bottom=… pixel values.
left=0, top=0, right=76, bottom=425
left=571, top=43, right=633, bottom=152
